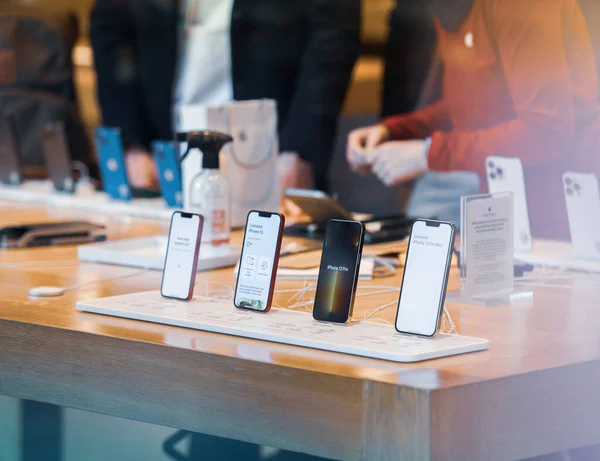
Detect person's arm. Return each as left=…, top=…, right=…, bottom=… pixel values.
left=90, top=0, right=148, bottom=149
left=382, top=99, right=452, bottom=140
left=427, top=0, right=576, bottom=174
left=279, top=0, right=361, bottom=189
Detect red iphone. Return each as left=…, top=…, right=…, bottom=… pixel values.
left=234, top=210, right=285, bottom=312
left=161, top=212, right=204, bottom=301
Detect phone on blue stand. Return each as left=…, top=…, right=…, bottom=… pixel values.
left=152, top=140, right=183, bottom=208
left=94, top=127, right=132, bottom=201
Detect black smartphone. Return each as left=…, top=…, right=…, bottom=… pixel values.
left=40, top=121, right=75, bottom=193
left=0, top=113, right=22, bottom=185
left=395, top=219, right=455, bottom=337
left=0, top=221, right=106, bottom=249
left=313, top=219, right=365, bottom=324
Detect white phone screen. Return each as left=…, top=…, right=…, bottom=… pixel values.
left=395, top=220, right=454, bottom=337
left=235, top=212, right=282, bottom=311
left=161, top=213, right=202, bottom=299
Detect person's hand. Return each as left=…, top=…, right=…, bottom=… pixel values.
left=371, top=140, right=429, bottom=187
left=278, top=152, right=314, bottom=219
left=125, top=147, right=158, bottom=189
left=346, top=124, right=390, bottom=174
left=278, top=151, right=314, bottom=191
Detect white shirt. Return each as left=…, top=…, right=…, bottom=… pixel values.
left=174, top=0, right=234, bottom=130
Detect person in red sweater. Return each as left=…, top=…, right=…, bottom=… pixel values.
left=348, top=0, right=600, bottom=239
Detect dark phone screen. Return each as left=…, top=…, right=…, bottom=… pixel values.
left=41, top=122, right=74, bottom=192
left=313, top=220, right=364, bottom=323
left=0, top=115, right=22, bottom=184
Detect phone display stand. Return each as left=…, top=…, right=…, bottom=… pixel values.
left=78, top=236, right=240, bottom=271
left=0, top=181, right=174, bottom=220
left=515, top=240, right=600, bottom=274
left=447, top=193, right=533, bottom=307
left=76, top=291, right=489, bottom=363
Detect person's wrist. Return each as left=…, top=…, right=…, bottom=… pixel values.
left=125, top=145, right=149, bottom=157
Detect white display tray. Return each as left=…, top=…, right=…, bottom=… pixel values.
left=233, top=258, right=375, bottom=281
left=0, top=181, right=174, bottom=220
left=76, top=291, right=489, bottom=363
left=516, top=239, right=600, bottom=273
left=78, top=236, right=240, bottom=271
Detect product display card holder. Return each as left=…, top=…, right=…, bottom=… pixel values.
left=447, top=192, right=532, bottom=307
left=179, top=100, right=281, bottom=228
left=76, top=291, right=489, bottom=363
left=78, top=236, right=240, bottom=271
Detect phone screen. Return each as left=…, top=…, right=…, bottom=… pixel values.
left=161, top=212, right=203, bottom=300
left=313, top=220, right=364, bottom=323
left=234, top=211, right=283, bottom=311
left=41, top=122, right=74, bottom=193
left=0, top=114, right=22, bottom=185
left=395, top=220, right=454, bottom=337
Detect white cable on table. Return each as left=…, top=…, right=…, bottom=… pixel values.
left=28, top=268, right=151, bottom=298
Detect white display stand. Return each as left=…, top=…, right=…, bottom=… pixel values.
left=78, top=236, right=240, bottom=271
left=233, top=258, right=375, bottom=281
left=76, top=291, right=489, bottom=363
left=0, top=181, right=174, bottom=220
left=516, top=240, right=600, bottom=273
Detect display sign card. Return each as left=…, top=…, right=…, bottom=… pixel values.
left=460, top=193, right=514, bottom=298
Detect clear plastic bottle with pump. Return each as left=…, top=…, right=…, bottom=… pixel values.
left=179, top=131, right=233, bottom=247
left=190, top=166, right=230, bottom=246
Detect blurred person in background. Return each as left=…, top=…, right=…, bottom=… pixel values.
left=91, top=0, right=360, bottom=193
left=348, top=0, right=600, bottom=239
left=90, top=0, right=178, bottom=189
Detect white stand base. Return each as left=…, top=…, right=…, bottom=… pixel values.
left=516, top=240, right=600, bottom=273
left=78, top=236, right=240, bottom=271
left=76, top=291, right=489, bottom=363
left=447, top=289, right=534, bottom=307
left=0, top=181, right=174, bottom=220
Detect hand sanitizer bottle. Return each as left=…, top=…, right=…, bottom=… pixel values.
left=179, top=131, right=233, bottom=247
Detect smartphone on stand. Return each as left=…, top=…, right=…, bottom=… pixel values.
left=312, top=220, right=365, bottom=324
left=95, top=127, right=132, bottom=201
left=486, top=156, right=532, bottom=251
left=0, top=113, right=22, bottom=186
left=395, top=219, right=455, bottom=337
left=234, top=211, right=285, bottom=312
left=161, top=212, right=204, bottom=301
left=563, top=172, right=600, bottom=260
left=152, top=140, right=183, bottom=208
left=40, top=121, right=75, bottom=193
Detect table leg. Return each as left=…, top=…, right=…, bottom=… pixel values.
left=20, top=400, right=62, bottom=461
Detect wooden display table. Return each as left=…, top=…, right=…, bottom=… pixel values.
left=1, top=203, right=600, bottom=460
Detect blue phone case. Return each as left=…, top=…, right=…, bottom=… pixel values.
left=152, top=140, right=183, bottom=208
left=94, top=127, right=132, bottom=201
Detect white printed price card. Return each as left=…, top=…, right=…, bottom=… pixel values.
left=460, top=193, right=514, bottom=298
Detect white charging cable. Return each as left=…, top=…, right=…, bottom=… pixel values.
left=365, top=254, right=398, bottom=278
left=28, top=267, right=150, bottom=298
left=195, top=279, right=234, bottom=302
left=0, top=260, right=79, bottom=269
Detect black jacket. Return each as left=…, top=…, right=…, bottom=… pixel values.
left=90, top=0, right=360, bottom=191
